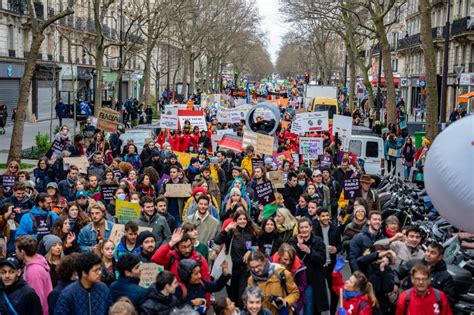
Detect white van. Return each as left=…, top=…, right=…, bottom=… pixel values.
left=346, top=135, right=385, bottom=176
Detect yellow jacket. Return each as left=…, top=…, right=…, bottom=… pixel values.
left=241, top=155, right=253, bottom=175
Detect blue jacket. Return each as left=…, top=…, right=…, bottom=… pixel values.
left=77, top=220, right=114, bottom=252
left=123, top=153, right=141, bottom=170
left=58, top=177, right=76, bottom=202
left=349, top=225, right=386, bottom=272
left=53, top=280, right=112, bottom=315
left=113, top=236, right=141, bottom=260
left=33, top=168, right=54, bottom=193
left=109, top=276, right=147, bottom=308
left=16, top=206, right=58, bottom=239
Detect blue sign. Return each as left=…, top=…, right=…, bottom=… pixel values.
left=7, top=65, right=13, bottom=77
left=419, top=80, right=426, bottom=87
left=342, top=87, right=348, bottom=93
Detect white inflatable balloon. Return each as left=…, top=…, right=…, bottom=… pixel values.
left=424, top=115, right=474, bottom=232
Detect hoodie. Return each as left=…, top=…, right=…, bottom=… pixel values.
left=113, top=236, right=141, bottom=260
left=141, top=283, right=180, bottom=315
left=16, top=206, right=59, bottom=240
left=24, top=254, right=53, bottom=315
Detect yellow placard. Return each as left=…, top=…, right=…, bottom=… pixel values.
left=115, top=200, right=141, bottom=224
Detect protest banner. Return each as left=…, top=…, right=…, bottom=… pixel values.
left=63, top=156, right=89, bottom=174
left=45, top=139, right=65, bottom=158
left=344, top=177, right=361, bottom=199
left=174, top=152, right=197, bottom=169
left=216, top=128, right=234, bottom=136
left=166, top=183, right=192, bottom=198
left=157, top=174, right=171, bottom=190
left=178, top=110, right=207, bottom=131
left=115, top=200, right=141, bottom=224
left=2, top=175, right=16, bottom=192
left=242, top=129, right=274, bottom=156
left=292, top=153, right=300, bottom=168
left=337, top=151, right=358, bottom=165
left=251, top=158, right=265, bottom=171
left=100, top=183, right=119, bottom=203
left=255, top=181, right=276, bottom=204
left=320, top=155, right=333, bottom=168
left=272, top=151, right=293, bottom=167
left=109, top=224, right=152, bottom=245
left=267, top=171, right=284, bottom=189
left=332, top=115, right=353, bottom=148
left=159, top=114, right=179, bottom=129
left=139, top=263, right=164, bottom=288
left=299, top=137, right=324, bottom=159
left=290, top=111, right=329, bottom=134
left=217, top=134, right=242, bottom=152
left=97, top=108, right=120, bottom=132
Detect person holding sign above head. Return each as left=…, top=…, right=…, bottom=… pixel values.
left=137, top=196, right=171, bottom=248
left=159, top=165, right=188, bottom=226
left=77, top=203, right=114, bottom=252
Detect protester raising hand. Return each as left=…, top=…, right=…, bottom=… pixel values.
left=168, top=228, right=184, bottom=248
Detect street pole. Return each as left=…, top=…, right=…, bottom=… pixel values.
left=343, top=54, right=348, bottom=88
left=166, top=36, right=170, bottom=105
left=118, top=0, right=123, bottom=111
left=376, top=46, right=383, bottom=120
left=440, top=0, right=451, bottom=128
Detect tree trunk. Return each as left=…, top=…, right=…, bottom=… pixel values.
left=348, top=49, right=356, bottom=111
left=419, top=0, right=439, bottom=141
left=7, top=32, right=45, bottom=163
left=143, top=48, right=153, bottom=106
left=94, top=47, right=104, bottom=115
left=189, top=51, right=195, bottom=96
left=374, top=19, right=396, bottom=125
left=181, top=46, right=189, bottom=98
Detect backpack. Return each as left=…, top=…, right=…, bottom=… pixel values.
left=30, top=212, right=53, bottom=239
left=403, top=288, right=442, bottom=315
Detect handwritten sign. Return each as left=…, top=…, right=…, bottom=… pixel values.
left=63, top=156, right=89, bottom=174
left=97, top=108, right=120, bottom=132
left=333, top=115, right=353, bottom=148
left=159, top=114, right=179, bottom=130
left=272, top=151, right=292, bottom=167
left=109, top=224, right=152, bottom=245
left=243, top=129, right=274, bottom=156
left=115, top=200, right=141, bottom=224
left=251, top=158, right=265, bottom=171
left=139, top=263, right=164, bottom=288
left=344, top=177, right=361, bottom=199
left=267, top=171, right=284, bottom=189
left=2, top=175, right=16, bottom=192
left=46, top=139, right=65, bottom=158
left=299, top=137, right=323, bottom=159
left=100, top=183, right=118, bottom=203
left=255, top=181, right=276, bottom=204
left=320, top=155, right=333, bottom=168
left=166, top=183, right=192, bottom=198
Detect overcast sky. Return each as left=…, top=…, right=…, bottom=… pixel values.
left=256, top=0, right=289, bottom=65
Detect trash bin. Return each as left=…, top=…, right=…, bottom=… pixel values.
left=414, top=131, right=426, bottom=149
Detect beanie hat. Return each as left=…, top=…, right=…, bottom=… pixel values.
left=138, top=231, right=156, bottom=244
left=43, top=234, right=62, bottom=253
left=192, top=187, right=207, bottom=197
left=353, top=205, right=366, bottom=215
left=230, top=187, right=242, bottom=197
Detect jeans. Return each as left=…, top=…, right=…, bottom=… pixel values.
left=302, top=285, right=314, bottom=315
left=387, top=159, right=396, bottom=174
left=404, top=166, right=412, bottom=180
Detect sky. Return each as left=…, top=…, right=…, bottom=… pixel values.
left=256, top=0, right=289, bottom=65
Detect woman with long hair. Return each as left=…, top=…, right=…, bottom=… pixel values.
left=33, top=157, right=53, bottom=192
left=221, top=188, right=248, bottom=220
left=3, top=160, right=20, bottom=176
left=124, top=169, right=138, bottom=189
left=256, top=217, right=282, bottom=257
left=295, top=193, right=311, bottom=218
left=51, top=215, right=79, bottom=255
left=275, top=207, right=298, bottom=243
left=86, top=131, right=110, bottom=158
left=61, top=202, right=90, bottom=235
left=96, top=239, right=116, bottom=286
left=42, top=234, right=64, bottom=287
left=135, top=174, right=155, bottom=197
left=223, top=177, right=251, bottom=207
left=47, top=183, right=68, bottom=214
left=213, top=209, right=259, bottom=308
left=401, top=137, right=415, bottom=182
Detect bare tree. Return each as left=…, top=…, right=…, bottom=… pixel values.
left=7, top=0, right=75, bottom=164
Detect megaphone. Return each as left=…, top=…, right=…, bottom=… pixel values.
left=245, top=103, right=281, bottom=136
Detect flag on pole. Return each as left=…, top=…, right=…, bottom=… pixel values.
left=246, top=83, right=251, bottom=104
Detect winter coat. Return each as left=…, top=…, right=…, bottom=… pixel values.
left=77, top=220, right=114, bottom=252
left=288, top=234, right=329, bottom=313
left=332, top=271, right=373, bottom=315
left=314, top=224, right=342, bottom=266
left=160, top=211, right=176, bottom=233
left=385, top=139, right=399, bottom=162
left=151, top=243, right=211, bottom=283
left=0, top=196, right=34, bottom=223
left=278, top=184, right=303, bottom=215
left=182, top=198, right=218, bottom=221
left=110, top=276, right=148, bottom=308
left=349, top=225, right=386, bottom=272
left=247, top=263, right=300, bottom=315
left=141, top=284, right=180, bottom=315
left=87, top=162, right=107, bottom=180
left=397, top=258, right=455, bottom=306
left=158, top=179, right=187, bottom=218
left=16, top=206, right=58, bottom=240
left=214, top=228, right=256, bottom=267
left=24, top=254, right=53, bottom=315
left=124, top=153, right=142, bottom=171
left=137, top=212, right=171, bottom=248
left=53, top=280, right=113, bottom=315
left=33, top=168, right=54, bottom=193
left=0, top=278, right=42, bottom=315
left=395, top=287, right=452, bottom=315
left=48, top=279, right=74, bottom=314
left=183, top=212, right=219, bottom=245
left=401, top=143, right=416, bottom=167
left=113, top=236, right=141, bottom=260
left=58, top=177, right=76, bottom=202
left=361, top=188, right=381, bottom=213
left=257, top=231, right=283, bottom=257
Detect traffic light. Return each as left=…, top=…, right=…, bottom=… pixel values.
left=304, top=73, right=309, bottom=84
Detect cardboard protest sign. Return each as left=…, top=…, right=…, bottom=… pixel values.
left=255, top=181, right=276, bottom=204
left=166, top=183, right=192, bottom=198
left=332, top=115, right=353, bottom=148
left=109, top=224, right=152, bottom=245
left=178, top=110, right=207, bottom=131
left=299, top=137, right=324, bottom=159
left=216, top=128, right=234, bottom=136
left=139, top=263, right=164, bottom=288
left=251, top=158, right=265, bottom=171
left=2, top=175, right=16, bottom=192
left=45, top=140, right=65, bottom=158
left=344, top=177, right=361, bottom=199
left=100, top=183, right=118, bottom=203
left=267, top=171, right=284, bottom=189
left=320, top=155, right=333, bottom=168
left=159, top=114, right=179, bottom=130
left=97, top=108, right=120, bottom=132
left=272, top=151, right=293, bottom=167
left=115, top=200, right=141, bottom=224
left=242, top=129, right=274, bottom=156
left=63, top=156, right=89, bottom=174
left=291, top=111, right=329, bottom=134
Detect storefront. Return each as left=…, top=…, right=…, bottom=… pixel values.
left=33, top=64, right=61, bottom=121
left=0, top=62, right=24, bottom=120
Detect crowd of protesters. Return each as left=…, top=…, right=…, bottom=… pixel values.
left=0, top=87, right=458, bottom=315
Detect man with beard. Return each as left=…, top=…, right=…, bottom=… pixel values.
left=58, top=166, right=79, bottom=201
left=77, top=203, right=114, bottom=252
left=137, top=196, right=171, bottom=248
left=152, top=227, right=210, bottom=283
left=138, top=231, right=156, bottom=263
left=194, top=166, right=221, bottom=207
left=16, top=193, right=58, bottom=240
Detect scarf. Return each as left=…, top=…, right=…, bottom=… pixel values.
left=250, top=260, right=274, bottom=282
left=343, top=290, right=364, bottom=300
left=385, top=227, right=399, bottom=238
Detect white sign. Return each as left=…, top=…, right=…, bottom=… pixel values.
left=332, top=115, right=353, bottom=148
left=217, top=128, right=234, bottom=136
left=290, top=111, right=329, bottom=134
left=299, top=137, right=324, bottom=159
left=159, top=114, right=179, bottom=129
left=178, top=114, right=207, bottom=131
left=460, top=73, right=474, bottom=86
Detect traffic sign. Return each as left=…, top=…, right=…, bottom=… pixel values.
left=342, top=87, right=348, bottom=93
left=419, top=80, right=426, bottom=87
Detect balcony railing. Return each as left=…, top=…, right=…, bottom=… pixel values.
left=7, top=0, right=25, bottom=14
left=75, top=16, right=84, bottom=29
left=451, top=17, right=469, bottom=36
left=397, top=33, right=421, bottom=50
left=8, top=50, right=16, bottom=58
left=431, top=26, right=447, bottom=40
left=87, top=19, right=96, bottom=33
left=469, top=63, right=474, bottom=73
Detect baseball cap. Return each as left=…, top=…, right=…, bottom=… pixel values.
left=0, top=257, right=21, bottom=269
left=47, top=182, right=58, bottom=190
left=312, top=170, right=322, bottom=177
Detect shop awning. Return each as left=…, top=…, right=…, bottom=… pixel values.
left=370, top=77, right=399, bottom=88
left=457, top=91, right=474, bottom=103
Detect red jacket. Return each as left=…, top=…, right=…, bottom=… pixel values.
left=396, top=287, right=452, bottom=315
left=151, top=243, right=211, bottom=282
left=332, top=272, right=373, bottom=315
left=157, top=133, right=167, bottom=147
left=179, top=134, right=192, bottom=152
left=168, top=134, right=181, bottom=152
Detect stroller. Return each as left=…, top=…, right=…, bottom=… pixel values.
left=0, top=104, right=7, bottom=135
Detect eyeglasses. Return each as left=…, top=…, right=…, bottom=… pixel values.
left=412, top=277, right=429, bottom=282
left=9, top=165, right=18, bottom=169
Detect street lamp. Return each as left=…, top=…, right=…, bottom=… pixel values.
left=454, top=65, right=464, bottom=111
left=439, top=0, right=451, bottom=128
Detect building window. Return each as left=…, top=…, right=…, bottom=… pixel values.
left=8, top=25, right=15, bottom=51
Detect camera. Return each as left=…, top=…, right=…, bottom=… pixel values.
left=269, top=295, right=284, bottom=307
